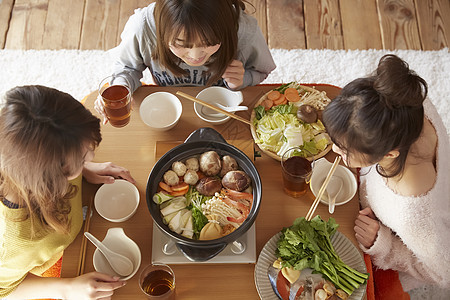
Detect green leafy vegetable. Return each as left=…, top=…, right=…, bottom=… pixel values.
left=273, top=82, right=295, bottom=93
left=254, top=105, right=266, bottom=120
left=185, top=186, right=210, bottom=239
left=276, top=216, right=369, bottom=295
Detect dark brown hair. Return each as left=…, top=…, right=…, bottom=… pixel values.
left=153, top=0, right=246, bottom=85
left=0, top=85, right=102, bottom=235
left=322, top=55, right=427, bottom=178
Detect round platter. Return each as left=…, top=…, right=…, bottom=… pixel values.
left=254, top=231, right=367, bottom=300
left=250, top=85, right=332, bottom=161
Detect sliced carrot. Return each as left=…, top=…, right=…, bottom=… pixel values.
left=261, top=99, right=274, bottom=110
left=273, top=94, right=286, bottom=105
left=286, top=92, right=300, bottom=102
left=267, top=90, right=281, bottom=101
left=284, top=87, right=298, bottom=95
left=170, top=185, right=189, bottom=196
left=279, top=98, right=288, bottom=105
left=159, top=181, right=173, bottom=193
left=171, top=182, right=189, bottom=192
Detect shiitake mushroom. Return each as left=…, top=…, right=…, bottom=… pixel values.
left=297, top=104, right=318, bottom=123
left=199, top=151, right=221, bottom=176
left=196, top=177, right=222, bottom=196
left=222, top=170, right=251, bottom=191
left=220, top=155, right=238, bottom=177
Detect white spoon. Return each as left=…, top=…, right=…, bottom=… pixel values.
left=201, top=104, right=248, bottom=118
left=216, top=103, right=248, bottom=112
left=327, top=176, right=343, bottom=214
left=84, top=232, right=133, bottom=277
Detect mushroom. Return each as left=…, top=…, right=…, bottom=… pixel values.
left=163, top=170, right=179, bottom=186
left=195, top=177, right=222, bottom=196
left=185, top=157, right=199, bottom=171
left=172, top=161, right=187, bottom=177
left=297, top=104, right=318, bottom=123
left=222, top=170, right=251, bottom=191
left=220, top=155, right=238, bottom=177
left=183, top=169, right=199, bottom=185
left=199, top=151, right=221, bottom=176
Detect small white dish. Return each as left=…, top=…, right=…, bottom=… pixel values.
left=140, top=92, right=182, bottom=131
left=310, top=157, right=357, bottom=207
left=194, top=86, right=243, bottom=125
left=93, top=227, right=141, bottom=280
left=94, top=179, right=139, bottom=222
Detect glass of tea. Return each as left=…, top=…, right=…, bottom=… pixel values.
left=281, top=147, right=314, bottom=197
left=98, top=75, right=132, bottom=127
left=139, top=263, right=175, bottom=299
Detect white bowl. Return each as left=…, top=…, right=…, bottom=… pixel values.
left=94, top=179, right=139, bottom=222
left=93, top=227, right=141, bottom=280
left=310, top=158, right=357, bottom=206
left=140, top=92, right=182, bottom=131
left=194, top=86, right=243, bottom=125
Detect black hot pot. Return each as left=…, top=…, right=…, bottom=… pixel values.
left=146, top=128, right=262, bottom=262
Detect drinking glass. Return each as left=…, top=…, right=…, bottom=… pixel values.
left=281, top=147, right=314, bottom=197
left=98, top=75, right=132, bottom=127
left=139, top=263, right=175, bottom=299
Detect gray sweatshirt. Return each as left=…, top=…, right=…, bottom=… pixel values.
left=111, top=3, right=276, bottom=92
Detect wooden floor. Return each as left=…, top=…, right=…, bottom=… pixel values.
left=0, top=0, right=449, bottom=51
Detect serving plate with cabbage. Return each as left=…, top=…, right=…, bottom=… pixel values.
left=250, top=83, right=332, bottom=161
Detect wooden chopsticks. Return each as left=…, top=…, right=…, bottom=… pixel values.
left=305, top=156, right=341, bottom=221
left=176, top=91, right=252, bottom=125
left=76, top=196, right=94, bottom=276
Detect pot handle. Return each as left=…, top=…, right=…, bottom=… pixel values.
left=184, top=127, right=227, bottom=144
left=177, top=242, right=227, bottom=262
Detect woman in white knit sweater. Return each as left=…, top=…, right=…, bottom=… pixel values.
left=322, top=55, right=450, bottom=291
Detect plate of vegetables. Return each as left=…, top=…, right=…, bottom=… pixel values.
left=254, top=216, right=368, bottom=300
left=250, top=83, right=332, bottom=161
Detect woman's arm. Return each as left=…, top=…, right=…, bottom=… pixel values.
left=7, top=272, right=125, bottom=300
left=82, top=161, right=136, bottom=185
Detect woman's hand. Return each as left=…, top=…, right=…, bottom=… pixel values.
left=222, top=60, right=244, bottom=90
left=65, top=272, right=126, bottom=300
left=354, top=207, right=380, bottom=248
left=83, top=161, right=136, bottom=185
left=94, top=95, right=108, bottom=125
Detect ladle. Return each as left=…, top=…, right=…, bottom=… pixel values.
left=84, top=232, right=133, bottom=277
left=327, top=176, right=343, bottom=214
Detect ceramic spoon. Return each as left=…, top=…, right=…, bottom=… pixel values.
left=201, top=104, right=248, bottom=118
left=216, top=103, right=248, bottom=112
left=84, top=232, right=133, bottom=277
left=327, top=176, right=343, bottom=214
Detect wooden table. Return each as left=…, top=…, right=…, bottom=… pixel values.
left=61, top=84, right=362, bottom=299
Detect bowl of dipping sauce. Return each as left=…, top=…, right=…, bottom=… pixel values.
left=94, top=179, right=140, bottom=222
left=194, top=86, right=243, bottom=125
left=140, top=92, right=182, bottom=131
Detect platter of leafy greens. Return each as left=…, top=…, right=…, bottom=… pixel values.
left=250, top=83, right=332, bottom=161
left=254, top=216, right=367, bottom=300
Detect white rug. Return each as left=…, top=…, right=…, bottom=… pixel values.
left=0, top=48, right=449, bottom=298
left=0, top=48, right=449, bottom=136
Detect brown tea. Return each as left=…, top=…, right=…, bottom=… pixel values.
left=281, top=155, right=312, bottom=197
left=101, top=85, right=131, bottom=127
left=141, top=269, right=174, bottom=297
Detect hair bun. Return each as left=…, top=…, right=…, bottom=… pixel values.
left=373, top=54, right=427, bottom=108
